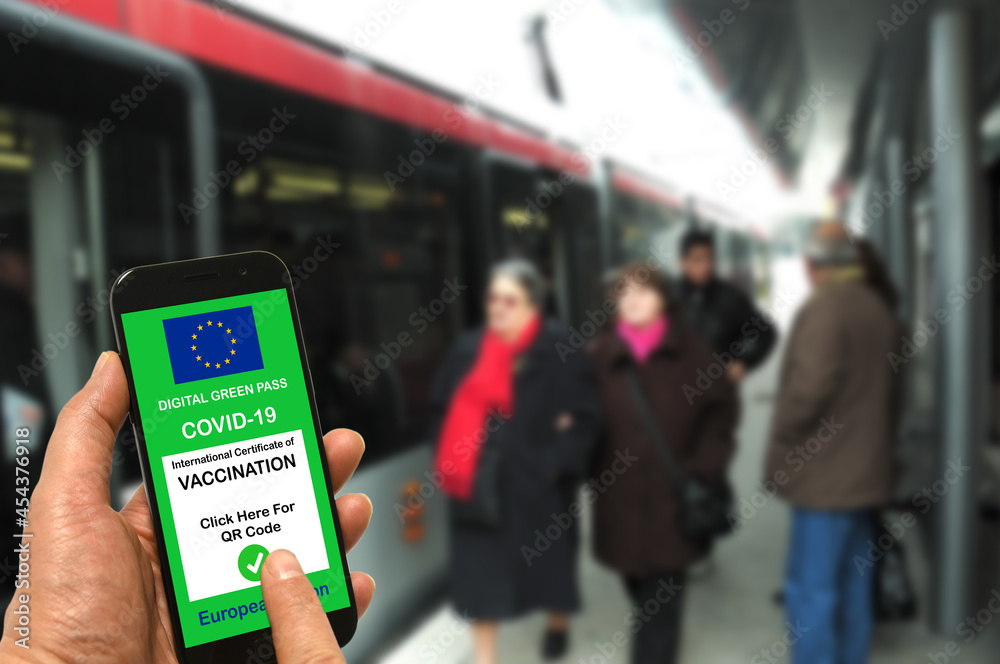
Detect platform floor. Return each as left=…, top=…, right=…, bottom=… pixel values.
left=380, top=355, right=1000, bottom=664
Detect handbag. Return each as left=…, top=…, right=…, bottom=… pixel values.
left=623, top=366, right=734, bottom=543
left=874, top=527, right=917, bottom=621
left=448, top=431, right=504, bottom=529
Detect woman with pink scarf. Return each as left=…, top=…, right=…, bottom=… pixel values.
left=588, top=261, right=739, bottom=664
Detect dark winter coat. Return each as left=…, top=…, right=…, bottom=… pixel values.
left=675, top=276, right=777, bottom=370
left=588, top=324, right=739, bottom=575
left=429, top=320, right=602, bottom=619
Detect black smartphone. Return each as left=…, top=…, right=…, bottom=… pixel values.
left=109, top=251, right=357, bottom=663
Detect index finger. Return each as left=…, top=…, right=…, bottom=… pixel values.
left=261, top=549, right=345, bottom=664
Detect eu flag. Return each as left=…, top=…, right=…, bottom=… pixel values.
left=163, top=306, right=265, bottom=384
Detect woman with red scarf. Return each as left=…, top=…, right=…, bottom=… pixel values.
left=430, top=259, right=602, bottom=664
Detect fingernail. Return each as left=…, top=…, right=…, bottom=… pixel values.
left=91, top=351, right=111, bottom=377
left=268, top=549, right=304, bottom=580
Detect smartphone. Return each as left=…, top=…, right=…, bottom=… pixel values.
left=110, top=251, right=357, bottom=663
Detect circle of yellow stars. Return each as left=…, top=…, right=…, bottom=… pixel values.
left=190, top=319, right=238, bottom=369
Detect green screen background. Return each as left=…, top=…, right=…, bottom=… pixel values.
left=122, top=288, right=349, bottom=647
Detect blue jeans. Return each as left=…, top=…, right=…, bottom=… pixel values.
left=784, top=508, right=876, bottom=664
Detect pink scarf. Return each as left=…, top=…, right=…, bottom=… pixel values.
left=616, top=316, right=668, bottom=364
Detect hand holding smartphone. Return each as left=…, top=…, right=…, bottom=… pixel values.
left=110, top=252, right=357, bottom=663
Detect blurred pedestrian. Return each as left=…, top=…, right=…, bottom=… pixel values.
left=766, top=222, right=901, bottom=664
left=674, top=227, right=776, bottom=578
left=588, top=262, right=739, bottom=664
left=674, top=228, right=777, bottom=384
left=429, top=259, right=602, bottom=664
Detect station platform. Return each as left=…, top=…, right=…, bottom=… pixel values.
left=378, top=356, right=1000, bottom=664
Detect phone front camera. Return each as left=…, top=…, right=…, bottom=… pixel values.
left=239, top=267, right=248, bottom=276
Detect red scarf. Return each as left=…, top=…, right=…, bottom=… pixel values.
left=434, top=315, right=541, bottom=500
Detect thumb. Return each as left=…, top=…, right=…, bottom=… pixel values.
left=35, top=351, right=130, bottom=505
left=261, top=550, right=345, bottom=664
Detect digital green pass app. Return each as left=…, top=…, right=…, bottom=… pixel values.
left=121, top=288, right=349, bottom=648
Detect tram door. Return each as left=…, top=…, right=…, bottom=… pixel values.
left=0, top=109, right=53, bottom=605
left=551, top=180, right=604, bottom=321
left=0, top=97, right=195, bottom=602
left=484, top=156, right=583, bottom=324
left=0, top=30, right=212, bottom=548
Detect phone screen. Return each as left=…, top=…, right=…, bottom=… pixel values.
left=120, top=286, right=350, bottom=649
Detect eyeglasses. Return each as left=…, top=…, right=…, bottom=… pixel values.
left=487, top=292, right=522, bottom=308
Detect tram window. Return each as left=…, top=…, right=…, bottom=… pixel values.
left=553, top=183, right=603, bottom=319
left=218, top=153, right=463, bottom=465
left=612, top=191, right=683, bottom=266
left=491, top=164, right=548, bottom=260
left=361, top=184, right=463, bottom=451
left=99, top=128, right=201, bottom=498
left=102, top=132, right=195, bottom=269
left=488, top=162, right=571, bottom=318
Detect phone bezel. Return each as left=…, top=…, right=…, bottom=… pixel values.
left=109, top=251, right=358, bottom=663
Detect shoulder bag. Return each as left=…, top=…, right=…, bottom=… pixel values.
left=624, top=365, right=734, bottom=543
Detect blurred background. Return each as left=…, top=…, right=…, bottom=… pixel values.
left=2, top=0, right=1000, bottom=661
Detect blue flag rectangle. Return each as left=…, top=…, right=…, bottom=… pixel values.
left=163, top=306, right=265, bottom=384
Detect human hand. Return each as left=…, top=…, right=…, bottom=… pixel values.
left=727, top=361, right=747, bottom=384
left=0, top=351, right=375, bottom=664
left=554, top=412, right=574, bottom=432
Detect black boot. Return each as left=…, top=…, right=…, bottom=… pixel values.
left=541, top=628, right=569, bottom=660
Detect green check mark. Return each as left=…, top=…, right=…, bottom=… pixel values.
left=238, top=544, right=270, bottom=582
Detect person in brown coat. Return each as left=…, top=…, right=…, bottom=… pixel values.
left=765, top=221, right=901, bottom=664
left=588, top=261, right=739, bottom=664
